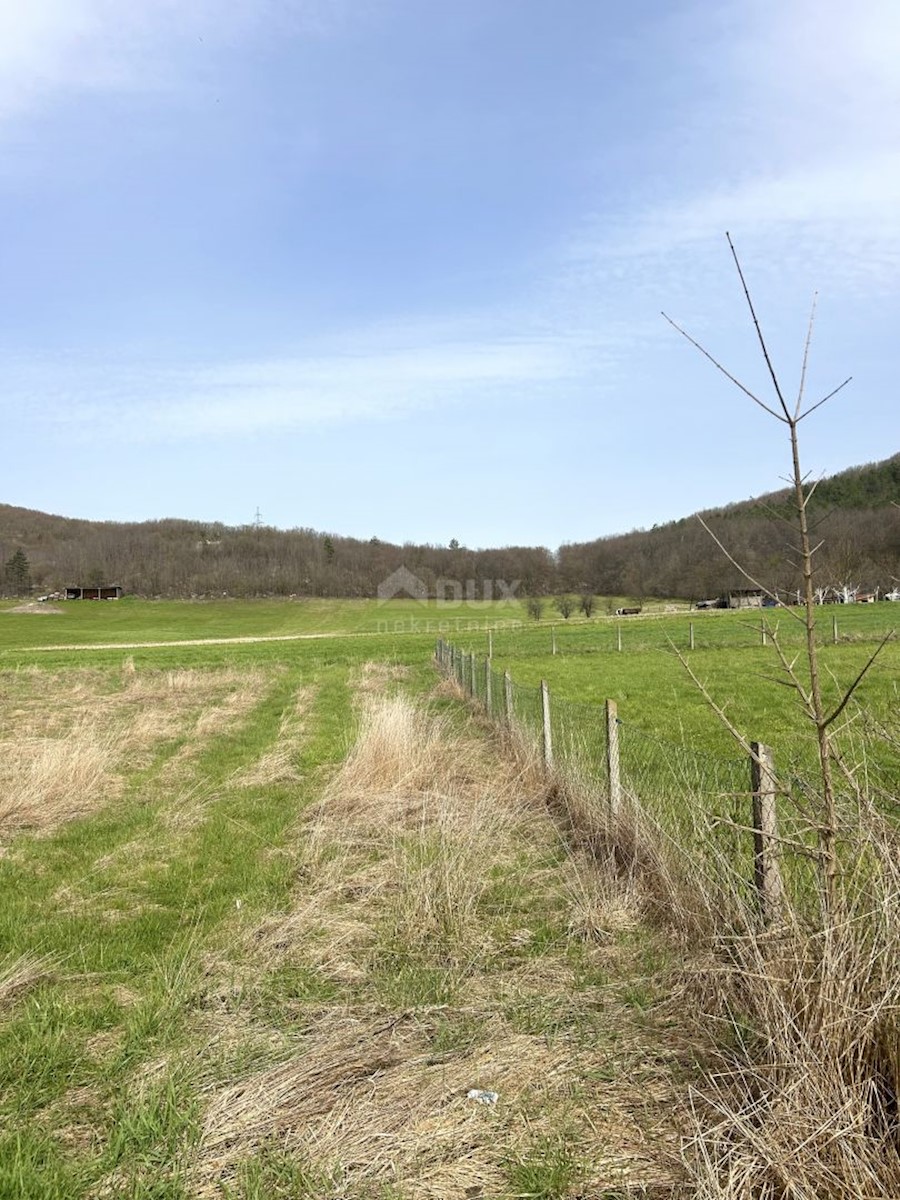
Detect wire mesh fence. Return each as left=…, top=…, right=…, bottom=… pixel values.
left=467, top=610, right=896, bottom=660
left=435, top=636, right=899, bottom=919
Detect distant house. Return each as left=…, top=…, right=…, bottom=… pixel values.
left=65, top=585, right=124, bottom=600
left=725, top=588, right=764, bottom=609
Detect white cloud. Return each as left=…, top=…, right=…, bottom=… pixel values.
left=557, top=0, right=900, bottom=322
left=0, top=0, right=349, bottom=126
left=2, top=330, right=580, bottom=442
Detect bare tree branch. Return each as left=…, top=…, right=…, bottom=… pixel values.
left=670, top=643, right=757, bottom=761
left=803, top=476, right=824, bottom=507
left=823, top=632, right=895, bottom=730
left=797, top=377, right=852, bottom=422
left=795, top=292, right=818, bottom=419
left=661, top=312, right=787, bottom=422
left=726, top=231, right=792, bottom=422
left=769, top=628, right=814, bottom=717
left=696, top=515, right=805, bottom=624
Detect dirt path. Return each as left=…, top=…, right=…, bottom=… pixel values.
left=11, top=630, right=371, bottom=653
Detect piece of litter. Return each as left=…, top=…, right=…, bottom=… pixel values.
left=467, top=1089, right=499, bottom=1106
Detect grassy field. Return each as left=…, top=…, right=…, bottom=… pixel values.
left=0, top=596, right=532, bottom=653
left=442, top=603, right=899, bottom=914
left=447, top=603, right=899, bottom=759
left=0, top=601, right=711, bottom=1199
left=1, top=597, right=897, bottom=1197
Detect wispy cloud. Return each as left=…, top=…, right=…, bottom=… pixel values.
left=0, top=0, right=348, bottom=127
left=3, top=329, right=582, bottom=442
left=3, top=0, right=896, bottom=474
left=554, top=0, right=900, bottom=342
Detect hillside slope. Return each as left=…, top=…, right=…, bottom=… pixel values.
left=2, top=454, right=898, bottom=599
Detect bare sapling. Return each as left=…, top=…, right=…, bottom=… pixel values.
left=663, top=233, right=892, bottom=920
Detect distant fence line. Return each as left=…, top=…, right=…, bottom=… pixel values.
left=434, top=637, right=853, bottom=922
left=475, top=611, right=894, bottom=659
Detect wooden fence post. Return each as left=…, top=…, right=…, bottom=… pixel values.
left=616, top=625, right=622, bottom=653
left=540, top=680, right=553, bottom=769
left=833, top=614, right=838, bottom=645
left=606, top=700, right=622, bottom=816
left=504, top=670, right=513, bottom=724
left=761, top=621, right=767, bottom=647
left=470, top=651, right=477, bottom=698
left=551, top=626, right=557, bottom=655
left=485, top=658, right=492, bottom=715
left=488, top=629, right=493, bottom=659
left=689, top=622, right=695, bottom=651
left=750, top=742, right=785, bottom=925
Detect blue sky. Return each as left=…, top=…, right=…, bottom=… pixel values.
left=1, top=0, right=898, bottom=547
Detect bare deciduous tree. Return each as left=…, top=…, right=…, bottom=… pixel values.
left=555, top=595, right=574, bottom=619
left=664, top=232, right=893, bottom=918
left=526, top=596, right=545, bottom=621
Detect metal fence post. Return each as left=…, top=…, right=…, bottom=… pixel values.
left=504, top=670, right=513, bottom=724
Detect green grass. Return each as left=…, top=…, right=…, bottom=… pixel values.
left=503, top=1135, right=583, bottom=1199
left=443, top=601, right=899, bottom=912
left=0, top=630, right=390, bottom=1197
left=449, top=603, right=899, bottom=760
left=0, top=595, right=529, bottom=654
left=1, top=602, right=697, bottom=1195
left=1, top=596, right=890, bottom=1195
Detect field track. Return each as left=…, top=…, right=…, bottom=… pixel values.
left=16, top=630, right=372, bottom=652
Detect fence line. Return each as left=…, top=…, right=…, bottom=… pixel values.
left=435, top=636, right=818, bottom=921
left=468, top=615, right=896, bottom=660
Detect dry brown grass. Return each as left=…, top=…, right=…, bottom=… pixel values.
left=5, top=602, right=63, bottom=614
left=500, top=731, right=900, bottom=1194
left=0, top=665, right=271, bottom=837
left=353, top=659, right=412, bottom=694
left=440, top=662, right=900, bottom=1196
left=0, top=952, right=55, bottom=1008
left=197, top=688, right=698, bottom=1198
left=194, top=1007, right=679, bottom=1199
left=683, top=825, right=900, bottom=1199
left=0, top=725, right=118, bottom=832
left=232, top=686, right=312, bottom=789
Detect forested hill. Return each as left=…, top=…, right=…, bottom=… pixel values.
left=558, top=454, right=900, bottom=600
left=702, top=452, right=900, bottom=520
left=1, top=453, right=898, bottom=600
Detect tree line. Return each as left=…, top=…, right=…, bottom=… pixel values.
left=1, top=454, right=897, bottom=601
